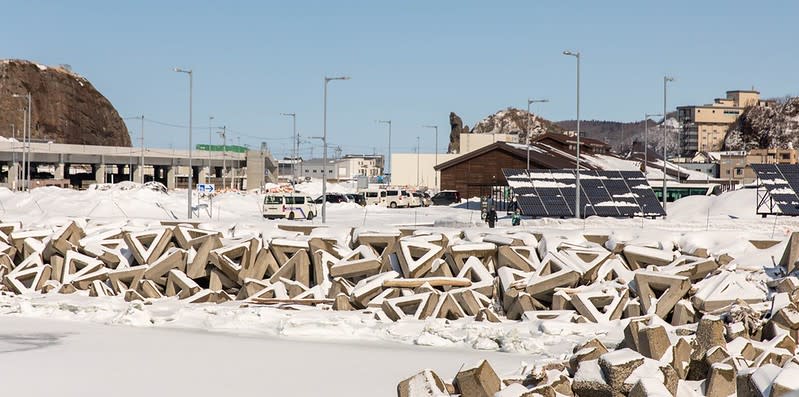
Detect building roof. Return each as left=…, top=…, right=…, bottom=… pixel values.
left=434, top=141, right=615, bottom=172
left=533, top=132, right=609, bottom=148
left=726, top=90, right=759, bottom=94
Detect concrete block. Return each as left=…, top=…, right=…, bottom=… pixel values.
left=496, top=245, right=539, bottom=272
left=569, top=285, right=629, bottom=323
left=137, top=279, right=164, bottom=299
left=123, top=228, right=173, bottom=265
left=269, top=238, right=310, bottom=266
left=143, top=248, right=187, bottom=285
left=671, top=299, right=696, bottom=326
left=692, top=271, right=767, bottom=312
left=453, top=360, right=501, bottom=397
left=3, top=264, right=51, bottom=293
left=430, top=292, right=465, bottom=320
left=88, top=279, right=115, bottom=297
left=268, top=249, right=311, bottom=288
left=454, top=256, right=494, bottom=297
left=633, top=271, right=690, bottom=318
left=172, top=226, right=220, bottom=250
left=475, top=307, right=500, bottom=323
left=623, top=245, right=674, bottom=270
left=524, top=253, right=580, bottom=303
left=330, top=258, right=382, bottom=282
left=448, top=242, right=496, bottom=274
left=186, top=235, right=223, bottom=279
left=107, top=266, right=147, bottom=294
left=628, top=378, right=672, bottom=397
left=165, top=269, right=202, bottom=299
left=381, top=291, right=439, bottom=321
left=350, top=271, right=398, bottom=309
left=637, top=324, right=670, bottom=360
left=705, top=363, right=735, bottom=397
left=397, top=240, right=445, bottom=278
left=397, top=369, right=449, bottom=397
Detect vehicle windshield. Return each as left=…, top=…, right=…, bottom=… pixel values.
left=265, top=195, right=283, bottom=205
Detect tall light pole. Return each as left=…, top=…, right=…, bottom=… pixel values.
left=12, top=93, right=31, bottom=191
left=140, top=115, right=145, bottom=183
left=208, top=116, right=214, bottom=183
left=281, top=112, right=297, bottom=182
left=423, top=125, right=438, bottom=189
left=9, top=124, right=16, bottom=190
left=174, top=67, right=193, bottom=219
left=663, top=76, right=674, bottom=212
left=322, top=75, right=350, bottom=224
left=218, top=126, right=227, bottom=189
left=526, top=99, right=549, bottom=169
left=378, top=120, right=391, bottom=183
left=563, top=50, right=581, bottom=218
left=643, top=113, right=662, bottom=173
left=416, top=136, right=421, bottom=186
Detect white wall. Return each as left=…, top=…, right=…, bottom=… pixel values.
left=390, top=153, right=458, bottom=190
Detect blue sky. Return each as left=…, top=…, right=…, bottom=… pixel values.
left=3, top=1, right=798, bottom=158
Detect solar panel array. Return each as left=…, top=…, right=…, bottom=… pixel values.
left=503, top=169, right=666, bottom=218
left=752, top=164, right=799, bottom=215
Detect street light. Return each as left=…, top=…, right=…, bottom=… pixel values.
left=563, top=50, right=581, bottom=218
left=377, top=120, right=391, bottom=183
left=526, top=99, right=549, bottom=169
left=643, top=113, right=662, bottom=172
left=422, top=125, right=438, bottom=189
left=217, top=126, right=227, bottom=189
left=281, top=112, right=297, bottom=183
left=322, top=75, right=350, bottom=224
left=174, top=67, right=193, bottom=219
left=208, top=116, right=214, bottom=183
left=663, top=76, right=674, bottom=212
left=416, top=136, right=420, bottom=186
left=11, top=93, right=31, bottom=191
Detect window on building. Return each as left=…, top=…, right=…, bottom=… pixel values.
left=782, top=153, right=791, bottom=160
left=312, top=170, right=316, bottom=173
left=735, top=168, right=743, bottom=176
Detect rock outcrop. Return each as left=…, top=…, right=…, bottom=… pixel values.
left=0, top=59, right=130, bottom=146
left=448, top=108, right=563, bottom=154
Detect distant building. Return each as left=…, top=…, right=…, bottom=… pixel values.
left=677, top=90, right=773, bottom=155
left=283, top=154, right=384, bottom=182
left=709, top=148, right=798, bottom=185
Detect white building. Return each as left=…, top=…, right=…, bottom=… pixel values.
left=290, top=154, right=384, bottom=181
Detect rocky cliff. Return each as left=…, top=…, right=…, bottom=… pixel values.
left=448, top=108, right=563, bottom=154
left=0, top=59, right=130, bottom=146
left=724, top=97, right=799, bottom=150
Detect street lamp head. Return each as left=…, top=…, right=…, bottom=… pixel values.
left=665, top=76, right=674, bottom=82
left=528, top=99, right=550, bottom=104
left=563, top=50, right=580, bottom=57
left=174, top=67, right=192, bottom=74
left=422, top=125, right=437, bottom=129
left=325, top=76, right=351, bottom=82
left=281, top=112, right=296, bottom=117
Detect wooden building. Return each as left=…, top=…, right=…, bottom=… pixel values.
left=434, top=141, right=606, bottom=199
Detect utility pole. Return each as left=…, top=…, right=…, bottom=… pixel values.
left=563, top=50, right=581, bottom=218
left=173, top=67, right=193, bottom=219
left=322, top=75, right=350, bottom=223
left=378, top=120, right=391, bottom=183
left=140, top=115, right=145, bottom=183
left=663, top=76, right=674, bottom=212
left=208, top=116, right=214, bottom=183
left=218, top=126, right=227, bottom=190
left=526, top=99, right=549, bottom=169
left=416, top=136, right=420, bottom=186
left=423, top=125, right=438, bottom=189
left=281, top=113, right=297, bottom=183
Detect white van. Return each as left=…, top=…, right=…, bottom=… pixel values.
left=263, top=194, right=318, bottom=220
left=384, top=189, right=410, bottom=208
left=361, top=189, right=387, bottom=206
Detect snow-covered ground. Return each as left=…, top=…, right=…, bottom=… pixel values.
left=0, top=182, right=794, bottom=395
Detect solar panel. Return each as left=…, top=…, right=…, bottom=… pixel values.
left=752, top=164, right=799, bottom=215
left=503, top=168, right=665, bottom=218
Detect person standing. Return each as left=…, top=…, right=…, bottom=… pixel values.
left=487, top=206, right=498, bottom=228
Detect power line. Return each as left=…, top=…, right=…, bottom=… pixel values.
left=122, top=116, right=293, bottom=141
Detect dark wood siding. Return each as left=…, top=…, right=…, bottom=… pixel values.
left=440, top=149, right=527, bottom=199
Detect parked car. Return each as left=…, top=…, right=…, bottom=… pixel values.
left=345, top=193, right=366, bottom=206
left=431, top=190, right=461, bottom=205
left=408, top=192, right=423, bottom=208
left=415, top=192, right=432, bottom=207
left=384, top=189, right=409, bottom=208
left=263, top=194, right=317, bottom=220
left=361, top=189, right=387, bottom=206
left=313, top=193, right=350, bottom=204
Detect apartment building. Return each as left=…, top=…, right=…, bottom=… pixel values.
left=677, top=90, right=772, bottom=155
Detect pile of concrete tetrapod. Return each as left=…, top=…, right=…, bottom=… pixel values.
left=2, top=219, right=799, bottom=396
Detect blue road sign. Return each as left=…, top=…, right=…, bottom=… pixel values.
left=197, top=183, right=216, bottom=193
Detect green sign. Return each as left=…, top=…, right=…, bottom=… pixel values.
left=195, top=144, right=248, bottom=153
